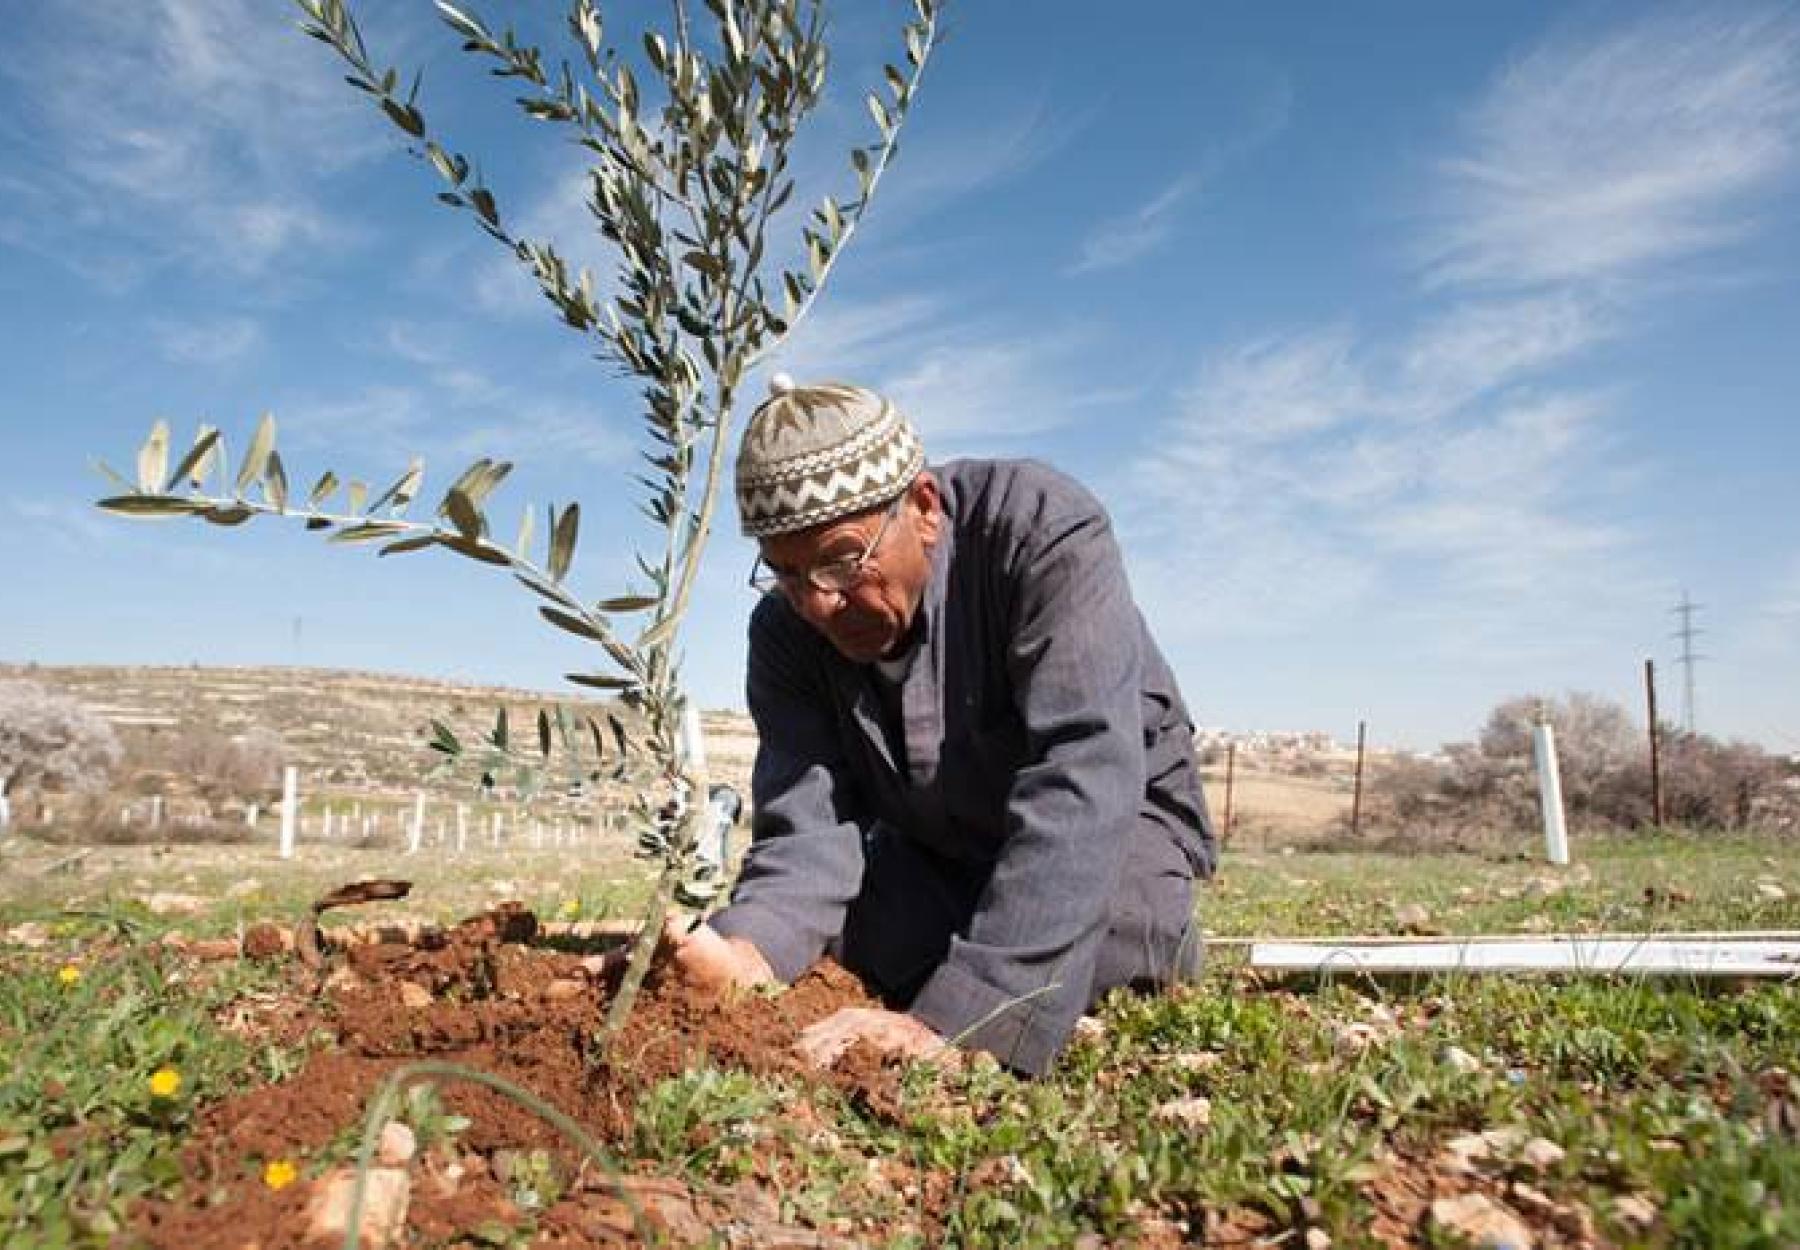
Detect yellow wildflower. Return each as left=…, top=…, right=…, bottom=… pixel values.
left=263, top=1158, right=299, bottom=1191
left=148, top=1067, right=183, bottom=1099
left=560, top=898, right=581, bottom=917
left=57, top=965, right=82, bottom=986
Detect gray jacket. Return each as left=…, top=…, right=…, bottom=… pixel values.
left=711, top=458, right=1215, bottom=1069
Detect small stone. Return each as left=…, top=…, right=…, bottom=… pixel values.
left=3, top=922, right=51, bottom=948
left=1428, top=1192, right=1534, bottom=1249
left=1510, top=1182, right=1555, bottom=1215
left=1611, top=1193, right=1657, bottom=1230
left=1441, top=1127, right=1525, bottom=1172
left=1441, top=1045, right=1482, bottom=1074
left=142, top=892, right=206, bottom=916
left=1152, top=1095, right=1212, bottom=1129
left=1754, top=880, right=1788, bottom=902
left=1304, top=1228, right=1332, bottom=1250
left=307, top=1167, right=410, bottom=1250
left=398, top=982, right=432, bottom=1009
left=1072, top=1015, right=1106, bottom=1043
left=1332, top=1021, right=1383, bottom=1055
left=377, top=1121, right=417, bottom=1167
left=1393, top=902, right=1433, bottom=933
left=541, top=978, right=586, bottom=1003
left=1518, top=1137, right=1565, bottom=1172
left=322, top=966, right=364, bottom=994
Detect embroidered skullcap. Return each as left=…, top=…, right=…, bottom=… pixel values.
left=735, top=374, right=925, bottom=537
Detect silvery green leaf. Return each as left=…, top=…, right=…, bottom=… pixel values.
left=565, top=673, right=635, bottom=691
left=548, top=502, right=579, bottom=582
left=512, top=572, right=579, bottom=608
left=369, top=459, right=424, bottom=514
left=435, top=0, right=489, bottom=43
left=428, top=719, right=462, bottom=756
left=539, top=605, right=605, bottom=641
left=440, top=535, right=511, bottom=566
left=443, top=488, right=484, bottom=540
left=137, top=421, right=170, bottom=494
left=380, top=535, right=439, bottom=557
left=596, top=594, right=658, bottom=613
left=328, top=521, right=408, bottom=544
left=515, top=503, right=535, bottom=561
left=202, top=504, right=255, bottom=526
left=347, top=480, right=369, bottom=514
left=381, top=98, right=425, bottom=137
left=308, top=470, right=341, bottom=507
left=264, top=450, right=290, bottom=513
left=236, top=412, right=276, bottom=495
left=165, top=426, right=221, bottom=492
left=96, top=495, right=208, bottom=518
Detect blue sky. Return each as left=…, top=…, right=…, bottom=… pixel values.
left=2, top=1, right=1797, bottom=752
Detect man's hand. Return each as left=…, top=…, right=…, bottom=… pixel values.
left=663, top=919, right=776, bottom=1000
left=796, top=1007, right=960, bottom=1070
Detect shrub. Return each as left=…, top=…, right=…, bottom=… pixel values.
left=0, top=680, right=123, bottom=830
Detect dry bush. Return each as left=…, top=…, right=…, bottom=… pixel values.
left=0, top=680, right=122, bottom=828
left=125, top=725, right=285, bottom=803
left=1356, top=691, right=1796, bottom=839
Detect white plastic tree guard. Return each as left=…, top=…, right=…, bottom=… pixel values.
left=278, top=766, right=298, bottom=859
left=1533, top=719, right=1570, bottom=866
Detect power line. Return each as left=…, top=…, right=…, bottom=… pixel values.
left=1669, top=591, right=1706, bottom=735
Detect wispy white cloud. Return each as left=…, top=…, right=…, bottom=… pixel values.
left=1421, top=7, right=1800, bottom=290
left=1126, top=6, right=1799, bottom=670
left=152, top=316, right=264, bottom=366
left=766, top=293, right=1131, bottom=451
left=1119, top=319, right=1644, bottom=659
left=1067, top=176, right=1199, bottom=275
left=0, top=0, right=397, bottom=286
left=277, top=321, right=632, bottom=472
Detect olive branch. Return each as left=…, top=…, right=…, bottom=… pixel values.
left=96, top=0, right=943, bottom=1036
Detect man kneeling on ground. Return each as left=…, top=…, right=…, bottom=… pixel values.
left=672, top=377, right=1217, bottom=1076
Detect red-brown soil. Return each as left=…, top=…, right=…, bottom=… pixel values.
left=132, top=907, right=907, bottom=1250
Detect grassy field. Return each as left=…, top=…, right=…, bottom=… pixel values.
left=1, top=828, right=1796, bottom=1247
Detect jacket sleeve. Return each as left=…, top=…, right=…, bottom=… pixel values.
left=707, top=602, right=867, bottom=983
left=905, top=480, right=1147, bottom=1075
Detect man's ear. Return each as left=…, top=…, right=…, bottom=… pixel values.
left=910, top=471, right=944, bottom=548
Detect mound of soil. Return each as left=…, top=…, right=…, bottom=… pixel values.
left=132, top=906, right=909, bottom=1249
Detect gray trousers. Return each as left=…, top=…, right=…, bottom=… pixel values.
left=833, top=822, right=1202, bottom=1012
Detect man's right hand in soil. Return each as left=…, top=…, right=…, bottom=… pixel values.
left=663, top=918, right=776, bottom=999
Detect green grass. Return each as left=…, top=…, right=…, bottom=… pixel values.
left=1, top=828, right=1796, bottom=1247
left=0, top=920, right=305, bottom=1247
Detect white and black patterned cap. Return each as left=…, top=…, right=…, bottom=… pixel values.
left=734, top=375, right=925, bottom=538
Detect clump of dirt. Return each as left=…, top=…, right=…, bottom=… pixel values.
left=132, top=905, right=906, bottom=1250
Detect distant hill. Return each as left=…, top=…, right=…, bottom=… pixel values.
left=0, top=664, right=757, bottom=805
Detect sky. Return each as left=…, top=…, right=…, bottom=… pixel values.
left=2, top=1, right=1797, bottom=753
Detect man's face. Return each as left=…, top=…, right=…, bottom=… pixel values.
left=758, top=474, right=942, bottom=663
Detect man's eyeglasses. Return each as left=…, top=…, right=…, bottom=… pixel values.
left=748, top=496, right=904, bottom=598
